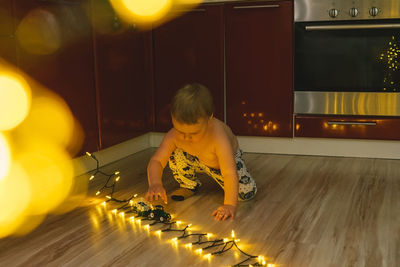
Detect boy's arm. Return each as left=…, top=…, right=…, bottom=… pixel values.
left=214, top=134, right=238, bottom=208
left=146, top=130, right=176, bottom=201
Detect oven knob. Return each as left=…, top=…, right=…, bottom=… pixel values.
left=369, top=7, right=379, bottom=17
left=328, top=8, right=339, bottom=18
left=349, top=8, right=358, bottom=17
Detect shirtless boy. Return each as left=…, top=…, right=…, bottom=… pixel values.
left=145, top=83, right=257, bottom=221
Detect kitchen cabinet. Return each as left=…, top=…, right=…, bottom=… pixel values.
left=295, top=115, right=400, bottom=140
left=92, top=0, right=153, bottom=149
left=152, top=4, right=224, bottom=132
left=0, top=38, right=17, bottom=65
left=13, top=0, right=99, bottom=155
left=225, top=0, right=293, bottom=137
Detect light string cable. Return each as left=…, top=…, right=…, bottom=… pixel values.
left=86, top=151, right=271, bottom=267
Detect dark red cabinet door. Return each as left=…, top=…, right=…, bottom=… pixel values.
left=13, top=0, right=99, bottom=155
left=92, top=1, right=153, bottom=149
left=225, top=1, right=293, bottom=137
left=153, top=5, right=224, bottom=132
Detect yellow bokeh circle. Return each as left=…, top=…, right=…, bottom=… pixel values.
left=16, top=96, right=74, bottom=148
left=18, top=142, right=74, bottom=215
left=0, top=133, right=11, bottom=181
left=0, top=163, right=31, bottom=238
left=0, top=74, right=31, bottom=131
left=112, top=0, right=172, bottom=24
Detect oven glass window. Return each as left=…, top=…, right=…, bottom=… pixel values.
left=295, top=20, right=400, bottom=92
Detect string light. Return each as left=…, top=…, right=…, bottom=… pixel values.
left=87, top=151, right=273, bottom=267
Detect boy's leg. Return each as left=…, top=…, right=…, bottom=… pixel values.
left=202, top=149, right=257, bottom=201
left=235, top=149, right=257, bottom=201
left=168, top=149, right=202, bottom=201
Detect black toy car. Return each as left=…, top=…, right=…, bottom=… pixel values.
left=148, top=205, right=171, bottom=222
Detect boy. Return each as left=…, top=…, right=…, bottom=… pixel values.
left=145, top=83, right=257, bottom=221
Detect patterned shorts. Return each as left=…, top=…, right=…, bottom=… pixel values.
left=168, top=148, right=257, bottom=201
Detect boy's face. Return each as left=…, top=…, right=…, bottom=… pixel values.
left=172, top=116, right=211, bottom=143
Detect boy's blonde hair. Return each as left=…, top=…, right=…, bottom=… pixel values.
left=171, top=83, right=214, bottom=124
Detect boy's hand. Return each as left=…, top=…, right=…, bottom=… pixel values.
left=212, top=204, right=236, bottom=221
left=145, top=185, right=168, bottom=204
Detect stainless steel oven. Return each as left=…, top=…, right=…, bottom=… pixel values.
left=294, top=0, right=400, bottom=116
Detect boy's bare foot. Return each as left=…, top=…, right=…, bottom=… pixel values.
left=171, top=187, right=196, bottom=201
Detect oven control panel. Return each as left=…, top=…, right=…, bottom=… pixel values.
left=295, top=0, right=398, bottom=22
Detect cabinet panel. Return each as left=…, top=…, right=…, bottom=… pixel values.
left=153, top=5, right=224, bottom=132
left=295, top=115, right=400, bottom=140
left=14, top=0, right=99, bottom=155
left=0, top=37, right=17, bottom=65
left=226, top=1, right=293, bottom=137
left=93, top=6, right=153, bottom=149
left=0, top=0, right=14, bottom=36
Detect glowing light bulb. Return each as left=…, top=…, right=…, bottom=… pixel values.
left=86, top=152, right=92, bottom=157
left=206, top=233, right=212, bottom=239
left=231, top=230, right=235, bottom=238
left=223, top=238, right=230, bottom=243
left=96, top=191, right=100, bottom=196
left=115, top=176, right=120, bottom=182
left=185, top=243, right=192, bottom=249
left=106, top=195, right=111, bottom=199
left=119, top=212, right=125, bottom=217
left=101, top=201, right=106, bottom=206
left=130, top=216, right=135, bottom=222
left=176, top=220, right=182, bottom=226
left=112, top=209, right=117, bottom=214
left=129, top=200, right=133, bottom=206
left=133, top=194, right=138, bottom=197
left=114, top=171, right=120, bottom=175
left=144, top=224, right=150, bottom=230
left=204, top=253, right=211, bottom=260
left=195, top=248, right=202, bottom=254
left=155, top=230, right=162, bottom=236
left=89, top=175, right=94, bottom=180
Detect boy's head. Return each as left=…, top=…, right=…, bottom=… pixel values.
left=171, top=83, right=214, bottom=124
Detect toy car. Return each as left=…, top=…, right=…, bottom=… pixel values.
left=131, top=198, right=152, bottom=217
left=148, top=205, right=171, bottom=222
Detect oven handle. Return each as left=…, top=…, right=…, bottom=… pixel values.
left=327, top=121, right=377, bottom=126
left=305, top=24, right=400, bottom=31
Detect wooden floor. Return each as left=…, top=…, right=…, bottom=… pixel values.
left=0, top=148, right=399, bottom=267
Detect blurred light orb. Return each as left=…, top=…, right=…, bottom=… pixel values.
left=0, top=163, right=31, bottom=238
left=0, top=133, right=11, bottom=181
left=0, top=74, right=31, bottom=131
left=112, top=0, right=172, bottom=24
left=122, top=0, right=171, bottom=16
left=17, top=96, right=74, bottom=148
left=18, top=142, right=74, bottom=215
left=16, top=8, right=61, bottom=55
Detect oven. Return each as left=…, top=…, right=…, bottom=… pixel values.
left=294, top=0, right=400, bottom=116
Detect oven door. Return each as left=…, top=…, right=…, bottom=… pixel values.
left=294, top=20, right=400, bottom=116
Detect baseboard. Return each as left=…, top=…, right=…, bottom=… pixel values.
left=72, top=133, right=151, bottom=177
left=73, top=131, right=400, bottom=176
left=149, top=132, right=400, bottom=159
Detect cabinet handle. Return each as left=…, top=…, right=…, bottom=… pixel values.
left=327, top=121, right=377, bottom=126
left=305, top=24, right=400, bottom=31
left=233, top=4, right=280, bottom=10
left=172, top=8, right=206, bottom=13
left=37, top=0, right=80, bottom=4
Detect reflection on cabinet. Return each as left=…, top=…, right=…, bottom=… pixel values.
left=13, top=0, right=99, bottom=155
left=92, top=1, right=153, bottom=149
left=153, top=4, right=224, bottom=132
left=295, top=115, right=400, bottom=140
left=225, top=1, right=293, bottom=137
